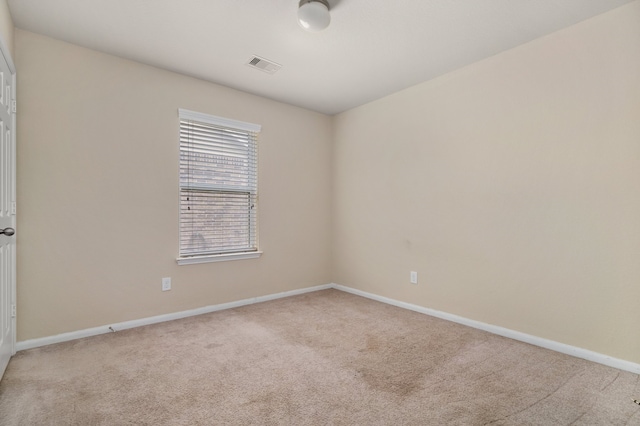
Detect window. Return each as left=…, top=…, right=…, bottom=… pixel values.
left=177, top=109, right=261, bottom=265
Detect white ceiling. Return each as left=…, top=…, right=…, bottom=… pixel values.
left=7, top=0, right=635, bottom=115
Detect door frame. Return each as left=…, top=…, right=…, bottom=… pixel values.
left=0, top=31, right=16, bottom=364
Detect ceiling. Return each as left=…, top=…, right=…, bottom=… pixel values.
left=7, top=0, right=635, bottom=115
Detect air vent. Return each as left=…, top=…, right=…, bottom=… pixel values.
left=246, top=56, right=282, bottom=74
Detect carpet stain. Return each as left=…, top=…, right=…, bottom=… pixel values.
left=358, top=367, right=424, bottom=397
left=351, top=334, right=438, bottom=397
left=362, top=335, right=380, bottom=352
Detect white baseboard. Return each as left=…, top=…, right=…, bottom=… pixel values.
left=16, top=281, right=640, bottom=375
left=332, top=283, right=640, bottom=375
left=15, top=283, right=333, bottom=352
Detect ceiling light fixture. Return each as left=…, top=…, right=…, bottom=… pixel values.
left=297, top=0, right=331, bottom=32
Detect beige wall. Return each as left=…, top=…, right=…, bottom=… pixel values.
left=15, top=29, right=333, bottom=340
left=333, top=1, right=640, bottom=364
left=0, top=0, right=13, bottom=57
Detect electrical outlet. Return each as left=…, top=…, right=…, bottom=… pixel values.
left=410, top=271, right=418, bottom=284
left=162, top=277, right=171, bottom=291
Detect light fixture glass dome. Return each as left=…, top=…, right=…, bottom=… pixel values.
left=297, top=0, right=331, bottom=32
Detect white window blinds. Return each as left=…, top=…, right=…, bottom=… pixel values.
left=178, top=109, right=260, bottom=259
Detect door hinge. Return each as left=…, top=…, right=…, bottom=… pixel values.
left=11, top=100, right=16, bottom=113
left=11, top=304, right=16, bottom=318
left=11, top=201, right=16, bottom=215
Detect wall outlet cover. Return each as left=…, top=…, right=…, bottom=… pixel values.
left=162, top=277, right=171, bottom=291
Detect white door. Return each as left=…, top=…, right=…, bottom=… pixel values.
left=0, top=37, right=15, bottom=380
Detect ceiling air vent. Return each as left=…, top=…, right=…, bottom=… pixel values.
left=246, top=56, right=282, bottom=74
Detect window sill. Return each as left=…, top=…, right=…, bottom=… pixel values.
left=177, top=251, right=262, bottom=265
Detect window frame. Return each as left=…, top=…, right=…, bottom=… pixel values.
left=176, top=108, right=262, bottom=265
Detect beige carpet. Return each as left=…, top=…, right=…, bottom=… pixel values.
left=0, top=289, right=638, bottom=425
